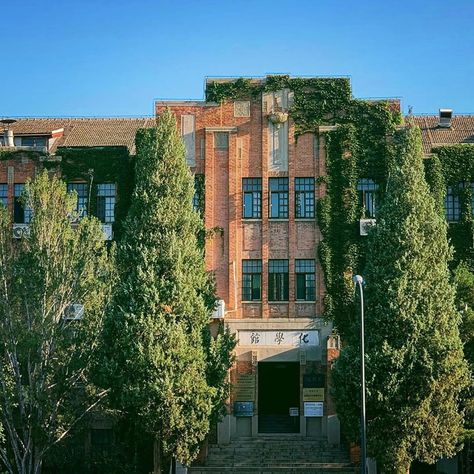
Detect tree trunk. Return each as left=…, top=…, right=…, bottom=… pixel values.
left=153, top=436, right=162, bottom=474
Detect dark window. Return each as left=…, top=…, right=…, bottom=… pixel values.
left=193, top=176, right=201, bottom=213
left=445, top=184, right=461, bottom=222
left=357, top=178, right=379, bottom=218
left=242, top=260, right=262, bottom=301
left=90, top=428, right=113, bottom=458
left=243, top=178, right=262, bottom=219
left=14, top=184, right=32, bottom=224
left=269, top=178, right=288, bottom=219
left=21, top=136, right=47, bottom=148
left=268, top=259, right=289, bottom=301
left=96, top=184, right=116, bottom=223
left=215, top=132, right=229, bottom=149
left=0, top=184, right=7, bottom=208
left=295, top=178, right=315, bottom=218
left=295, top=259, right=316, bottom=301
left=67, top=182, right=88, bottom=218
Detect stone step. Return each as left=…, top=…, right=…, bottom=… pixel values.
left=189, top=465, right=358, bottom=474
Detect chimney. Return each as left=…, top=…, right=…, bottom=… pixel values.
left=438, top=109, right=453, bottom=128
left=1, top=119, right=17, bottom=147
left=5, top=130, right=14, bottom=147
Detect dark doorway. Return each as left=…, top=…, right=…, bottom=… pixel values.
left=258, top=362, right=300, bottom=433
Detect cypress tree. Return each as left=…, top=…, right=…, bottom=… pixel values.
left=333, top=126, right=469, bottom=473
left=100, top=110, right=233, bottom=472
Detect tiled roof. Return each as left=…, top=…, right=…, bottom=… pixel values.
left=2, top=118, right=156, bottom=154
left=411, top=115, right=474, bottom=154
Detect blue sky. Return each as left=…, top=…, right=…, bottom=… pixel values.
left=2, top=0, right=473, bottom=117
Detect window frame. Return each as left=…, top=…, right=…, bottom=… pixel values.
left=242, top=178, right=262, bottom=219
left=269, top=178, right=289, bottom=219
left=13, top=184, right=32, bottom=224
left=67, top=182, right=89, bottom=219
left=242, top=259, right=262, bottom=301
left=357, top=178, right=379, bottom=218
left=295, top=259, right=316, bottom=301
left=268, top=259, right=289, bottom=302
left=295, top=177, right=315, bottom=219
left=445, top=184, right=461, bottom=222
left=0, top=184, right=8, bottom=208
left=96, top=183, right=116, bottom=224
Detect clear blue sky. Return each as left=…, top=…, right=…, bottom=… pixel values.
left=2, top=0, right=473, bottom=117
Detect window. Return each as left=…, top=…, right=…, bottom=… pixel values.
left=90, top=428, right=113, bottom=458
left=269, top=178, right=288, bottom=219
left=242, top=260, right=262, bottom=301
left=295, top=259, right=316, bottom=301
left=214, top=132, right=229, bottom=149
left=67, top=183, right=88, bottom=218
left=0, top=184, right=7, bottom=208
left=14, top=184, right=32, bottom=224
left=268, top=259, right=289, bottom=301
left=193, top=175, right=202, bottom=213
left=243, top=178, right=262, bottom=219
left=357, top=178, right=379, bottom=218
left=96, top=184, right=116, bottom=223
left=295, top=178, right=315, bottom=218
left=20, top=136, right=47, bottom=148
left=445, top=184, right=461, bottom=222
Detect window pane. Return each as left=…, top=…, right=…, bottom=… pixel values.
left=67, top=183, right=88, bottom=217
left=252, top=274, right=261, bottom=300
left=97, top=183, right=116, bottom=223
left=243, top=260, right=262, bottom=301
left=269, top=260, right=289, bottom=301
left=0, top=184, right=7, bottom=208
left=296, top=274, right=306, bottom=300
left=243, top=193, right=253, bottom=218
left=14, top=184, right=32, bottom=224
left=270, top=192, right=280, bottom=218
left=445, top=185, right=460, bottom=222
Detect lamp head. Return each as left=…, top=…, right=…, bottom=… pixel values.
left=353, top=275, right=364, bottom=285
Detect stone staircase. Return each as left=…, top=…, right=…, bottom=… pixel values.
left=189, top=435, right=357, bottom=474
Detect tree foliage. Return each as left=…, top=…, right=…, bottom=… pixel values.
left=332, top=127, right=470, bottom=473
left=0, top=171, right=112, bottom=474
left=99, top=110, right=234, bottom=470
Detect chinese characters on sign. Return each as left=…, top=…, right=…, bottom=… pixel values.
left=238, top=330, right=318, bottom=347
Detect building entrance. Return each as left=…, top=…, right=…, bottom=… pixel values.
left=258, top=362, right=300, bottom=433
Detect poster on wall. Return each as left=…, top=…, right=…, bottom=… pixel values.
left=304, top=402, right=323, bottom=417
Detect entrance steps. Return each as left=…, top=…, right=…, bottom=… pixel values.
left=189, top=436, right=357, bottom=474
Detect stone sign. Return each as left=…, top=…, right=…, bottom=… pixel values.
left=238, top=330, right=318, bottom=347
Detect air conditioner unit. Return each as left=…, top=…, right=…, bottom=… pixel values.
left=101, top=224, right=113, bottom=241
left=63, top=303, right=84, bottom=321
left=12, top=223, right=30, bottom=239
left=359, top=219, right=376, bottom=236
left=212, top=299, right=225, bottom=319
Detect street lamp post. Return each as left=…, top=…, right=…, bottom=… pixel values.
left=353, top=275, right=367, bottom=474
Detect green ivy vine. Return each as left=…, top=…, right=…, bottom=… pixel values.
left=206, top=75, right=402, bottom=336
left=425, top=145, right=474, bottom=267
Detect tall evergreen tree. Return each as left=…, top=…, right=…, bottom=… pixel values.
left=100, top=110, right=234, bottom=473
left=333, top=126, right=470, bottom=473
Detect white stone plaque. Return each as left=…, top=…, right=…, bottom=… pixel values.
left=238, top=330, right=318, bottom=347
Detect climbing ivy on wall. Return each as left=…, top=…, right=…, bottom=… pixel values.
left=55, top=146, right=133, bottom=239
left=425, top=144, right=474, bottom=267
left=206, top=75, right=402, bottom=336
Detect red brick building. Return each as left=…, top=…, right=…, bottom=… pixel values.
left=157, top=79, right=342, bottom=443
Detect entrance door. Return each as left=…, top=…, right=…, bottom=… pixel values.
left=258, top=362, right=300, bottom=433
